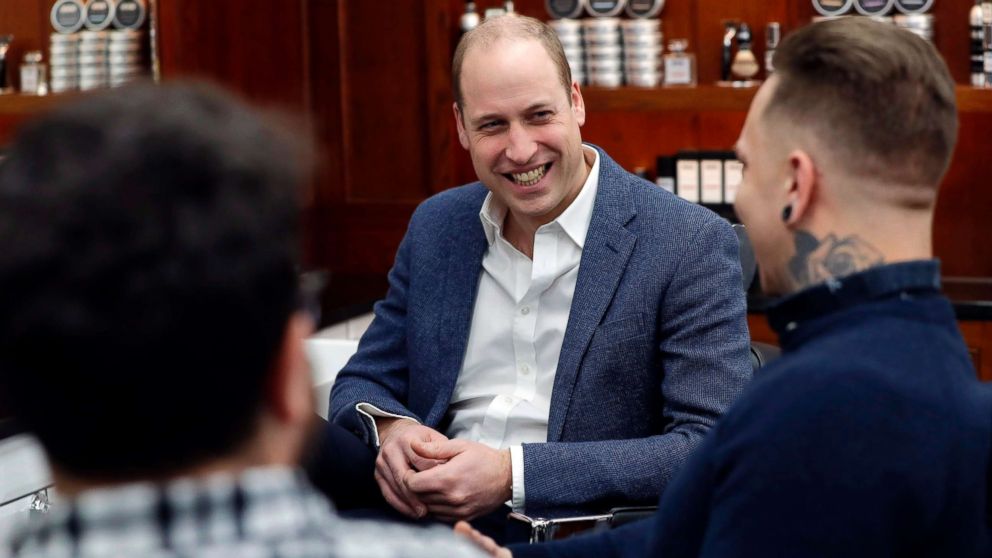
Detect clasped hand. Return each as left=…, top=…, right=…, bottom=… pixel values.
left=375, top=419, right=512, bottom=522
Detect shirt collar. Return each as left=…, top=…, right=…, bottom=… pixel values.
left=479, top=145, right=600, bottom=249
left=767, top=259, right=942, bottom=338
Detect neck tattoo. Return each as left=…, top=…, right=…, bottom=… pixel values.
left=788, top=230, right=885, bottom=288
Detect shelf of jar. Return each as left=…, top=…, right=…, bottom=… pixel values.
left=582, top=84, right=992, bottom=113
left=0, top=92, right=76, bottom=115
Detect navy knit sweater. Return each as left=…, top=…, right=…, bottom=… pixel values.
left=513, top=260, right=992, bottom=558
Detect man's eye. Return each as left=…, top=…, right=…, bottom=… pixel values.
left=479, top=122, right=501, bottom=131
left=532, top=111, right=553, bottom=121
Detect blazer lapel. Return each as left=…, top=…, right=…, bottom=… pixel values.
left=547, top=149, right=638, bottom=442
left=425, top=196, right=488, bottom=425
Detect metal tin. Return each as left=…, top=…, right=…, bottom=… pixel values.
left=49, top=44, right=79, bottom=56
left=894, top=0, right=934, bottom=14
left=50, top=66, right=80, bottom=79
left=51, top=0, right=87, bottom=34
left=626, top=70, right=661, bottom=87
left=557, top=34, right=583, bottom=49
left=620, top=18, right=661, bottom=33
left=581, top=17, right=621, bottom=34
left=624, top=45, right=663, bottom=61
left=853, top=0, right=895, bottom=16
left=546, top=0, right=586, bottom=19
left=549, top=17, right=583, bottom=33
left=586, top=0, right=626, bottom=17
left=84, top=0, right=116, bottom=31
left=563, top=46, right=584, bottom=60
left=811, top=0, right=854, bottom=17
left=625, top=0, right=664, bottom=18
left=113, top=0, right=147, bottom=30
left=588, top=58, right=622, bottom=72
left=623, top=32, right=663, bottom=48
left=625, top=58, right=660, bottom=72
left=79, top=53, right=108, bottom=65
left=584, top=32, right=622, bottom=47
left=50, top=33, right=80, bottom=44
left=585, top=44, right=622, bottom=59
left=589, top=70, right=623, bottom=87
left=893, top=13, right=934, bottom=28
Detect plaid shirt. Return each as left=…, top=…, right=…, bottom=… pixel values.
left=6, top=467, right=484, bottom=558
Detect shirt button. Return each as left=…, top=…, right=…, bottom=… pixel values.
left=521, top=306, right=530, bottom=315
left=520, top=363, right=530, bottom=375
left=786, top=321, right=798, bottom=332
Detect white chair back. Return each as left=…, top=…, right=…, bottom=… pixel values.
left=305, top=338, right=359, bottom=419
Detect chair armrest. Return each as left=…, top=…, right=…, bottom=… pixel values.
left=607, top=505, right=657, bottom=528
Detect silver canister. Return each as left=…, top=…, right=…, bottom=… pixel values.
left=622, top=18, right=662, bottom=87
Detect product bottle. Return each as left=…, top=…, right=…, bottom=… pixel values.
left=663, top=39, right=696, bottom=86
left=731, top=23, right=759, bottom=81
left=20, top=51, right=47, bottom=95
left=972, top=0, right=986, bottom=86
left=765, top=22, right=781, bottom=75
left=461, top=0, right=480, bottom=33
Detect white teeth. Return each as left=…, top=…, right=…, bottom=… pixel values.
left=510, top=165, right=546, bottom=186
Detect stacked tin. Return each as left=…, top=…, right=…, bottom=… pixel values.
left=550, top=18, right=585, bottom=85
left=621, top=18, right=662, bottom=87
left=894, top=13, right=935, bottom=42
left=583, top=17, right=623, bottom=87
left=108, top=30, right=146, bottom=86
left=49, top=34, right=80, bottom=93
left=78, top=31, right=109, bottom=91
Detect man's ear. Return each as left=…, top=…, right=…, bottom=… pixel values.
left=783, top=149, right=817, bottom=226
left=570, top=81, right=586, bottom=127
left=453, top=102, right=469, bottom=150
left=267, top=312, right=314, bottom=425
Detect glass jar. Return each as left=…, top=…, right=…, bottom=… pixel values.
left=663, top=39, right=696, bottom=86
left=20, top=51, right=47, bottom=95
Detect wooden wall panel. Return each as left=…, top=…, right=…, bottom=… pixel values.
left=336, top=2, right=430, bottom=203
left=156, top=0, right=307, bottom=111
left=582, top=111, right=697, bottom=171
left=934, top=113, right=992, bottom=278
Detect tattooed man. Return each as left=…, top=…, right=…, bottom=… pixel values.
left=461, top=17, right=992, bottom=558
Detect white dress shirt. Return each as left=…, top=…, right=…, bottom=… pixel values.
left=359, top=146, right=600, bottom=511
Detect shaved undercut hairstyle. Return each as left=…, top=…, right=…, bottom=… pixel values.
left=452, top=14, right=573, bottom=111
left=768, top=17, right=957, bottom=202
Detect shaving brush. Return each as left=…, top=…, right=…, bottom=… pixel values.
left=731, top=23, right=760, bottom=80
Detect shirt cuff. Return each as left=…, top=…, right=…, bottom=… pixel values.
left=355, top=403, right=420, bottom=448
left=510, top=445, right=525, bottom=511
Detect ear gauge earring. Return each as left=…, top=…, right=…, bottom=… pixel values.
left=781, top=204, right=793, bottom=222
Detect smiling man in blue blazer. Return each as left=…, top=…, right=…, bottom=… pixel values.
left=329, top=14, right=751, bottom=525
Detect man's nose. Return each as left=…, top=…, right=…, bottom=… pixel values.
left=504, top=124, right=537, bottom=165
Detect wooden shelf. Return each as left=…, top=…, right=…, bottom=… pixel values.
left=0, top=92, right=75, bottom=116
left=583, top=84, right=758, bottom=113
left=583, top=84, right=992, bottom=114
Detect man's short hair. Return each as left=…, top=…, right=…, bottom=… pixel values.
left=0, top=83, right=305, bottom=480
left=768, top=17, right=957, bottom=193
left=451, top=14, right=572, bottom=111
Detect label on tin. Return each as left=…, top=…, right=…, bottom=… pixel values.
left=114, top=0, right=147, bottom=30
left=52, top=0, right=85, bottom=33
left=86, top=1, right=113, bottom=29
left=854, top=0, right=894, bottom=15
left=894, top=0, right=933, bottom=14
left=587, top=0, right=624, bottom=17
left=546, top=0, right=584, bottom=19
left=626, top=0, right=663, bottom=18
left=812, top=0, right=853, bottom=16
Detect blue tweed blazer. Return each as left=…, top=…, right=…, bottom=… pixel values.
left=329, top=146, right=752, bottom=510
